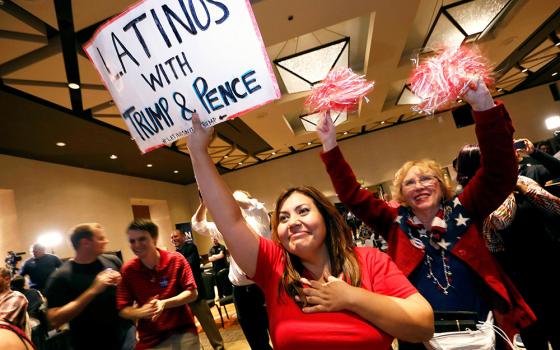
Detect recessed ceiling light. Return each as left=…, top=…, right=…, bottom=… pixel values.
left=68, top=83, right=80, bottom=90
left=55, top=142, right=66, bottom=147
left=553, top=72, right=558, bottom=77
left=110, top=154, right=118, bottom=159
left=173, top=170, right=179, bottom=174
left=521, top=68, right=528, bottom=73
left=497, top=88, right=503, bottom=92
left=147, top=164, right=153, bottom=167
left=271, top=152, right=276, bottom=155
left=307, top=142, right=312, bottom=145
left=380, top=121, right=386, bottom=125
left=224, top=155, right=229, bottom=159
left=343, top=131, right=348, bottom=135
left=238, top=162, right=243, bottom=165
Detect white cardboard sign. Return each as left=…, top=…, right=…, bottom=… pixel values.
left=84, top=0, right=280, bottom=153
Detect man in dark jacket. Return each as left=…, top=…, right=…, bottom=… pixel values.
left=171, top=229, right=224, bottom=350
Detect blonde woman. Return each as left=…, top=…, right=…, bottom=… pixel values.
left=316, top=80, right=535, bottom=348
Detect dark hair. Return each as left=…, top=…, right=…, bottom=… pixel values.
left=537, top=141, right=552, bottom=154
left=10, top=275, right=25, bottom=292
left=128, top=219, right=159, bottom=240
left=455, top=144, right=481, bottom=187
left=70, top=224, right=98, bottom=250
left=0, top=267, right=11, bottom=279
left=271, top=186, right=361, bottom=306
left=173, top=229, right=186, bottom=236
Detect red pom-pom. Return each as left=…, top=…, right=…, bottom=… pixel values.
left=409, top=46, right=493, bottom=114
left=304, top=67, right=374, bottom=113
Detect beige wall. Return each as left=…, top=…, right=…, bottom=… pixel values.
left=0, top=189, right=20, bottom=255
left=0, top=156, right=202, bottom=262
left=1, top=84, right=558, bottom=261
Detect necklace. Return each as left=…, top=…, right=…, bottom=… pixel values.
left=425, top=247, right=453, bottom=295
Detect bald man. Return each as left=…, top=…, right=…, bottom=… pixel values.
left=20, top=243, right=61, bottom=292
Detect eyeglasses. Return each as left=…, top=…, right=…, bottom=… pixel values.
left=402, top=175, right=439, bottom=189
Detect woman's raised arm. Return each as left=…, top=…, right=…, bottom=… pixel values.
left=187, top=114, right=260, bottom=277
left=459, top=80, right=517, bottom=218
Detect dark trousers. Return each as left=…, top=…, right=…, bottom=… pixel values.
left=233, top=284, right=272, bottom=350
left=518, top=289, right=560, bottom=350
left=520, top=318, right=559, bottom=350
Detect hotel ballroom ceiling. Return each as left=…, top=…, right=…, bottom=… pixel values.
left=0, top=0, right=559, bottom=184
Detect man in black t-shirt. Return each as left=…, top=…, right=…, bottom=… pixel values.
left=208, top=236, right=228, bottom=275
left=171, top=229, right=224, bottom=350
left=44, top=223, right=134, bottom=350
left=20, top=243, right=62, bottom=292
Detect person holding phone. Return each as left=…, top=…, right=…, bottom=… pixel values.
left=515, top=138, right=560, bottom=186
left=456, top=137, right=560, bottom=350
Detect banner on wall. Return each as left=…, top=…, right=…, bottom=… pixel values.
left=84, top=0, right=280, bottom=153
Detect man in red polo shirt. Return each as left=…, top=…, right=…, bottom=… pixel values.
left=117, top=219, right=200, bottom=350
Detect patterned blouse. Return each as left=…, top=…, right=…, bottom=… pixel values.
left=483, top=175, right=560, bottom=252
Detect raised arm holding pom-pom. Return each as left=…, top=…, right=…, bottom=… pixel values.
left=317, top=110, right=338, bottom=153
left=317, top=80, right=536, bottom=346
left=461, top=79, right=495, bottom=112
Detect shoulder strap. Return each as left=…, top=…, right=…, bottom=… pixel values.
left=97, top=254, right=121, bottom=270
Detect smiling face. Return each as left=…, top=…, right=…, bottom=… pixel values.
left=211, top=236, right=220, bottom=246
left=127, top=230, right=157, bottom=259
left=401, top=166, right=443, bottom=213
left=90, top=227, right=110, bottom=256
left=276, top=192, right=327, bottom=260
left=170, top=230, right=186, bottom=248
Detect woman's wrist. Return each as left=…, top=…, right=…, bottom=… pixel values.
left=188, top=146, right=211, bottom=160
left=322, top=140, right=337, bottom=152
left=471, top=98, right=495, bottom=112
left=342, top=285, right=360, bottom=312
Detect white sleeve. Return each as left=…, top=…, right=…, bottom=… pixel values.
left=242, top=200, right=271, bottom=239
left=191, top=217, right=224, bottom=240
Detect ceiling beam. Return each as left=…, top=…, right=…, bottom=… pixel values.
left=0, top=0, right=54, bottom=35
left=54, top=0, right=83, bottom=113
left=0, top=35, right=60, bottom=75
left=2, top=78, right=104, bottom=90
left=0, top=29, right=46, bottom=43
left=494, top=7, right=560, bottom=79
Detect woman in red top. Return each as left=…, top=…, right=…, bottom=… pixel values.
left=316, top=80, right=535, bottom=348
left=187, top=117, right=434, bottom=349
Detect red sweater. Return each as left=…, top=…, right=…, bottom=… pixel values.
left=320, top=102, right=535, bottom=339
left=252, top=237, right=417, bottom=349
left=117, top=249, right=197, bottom=350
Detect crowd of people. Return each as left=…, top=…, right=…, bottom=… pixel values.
left=1, top=79, right=559, bottom=350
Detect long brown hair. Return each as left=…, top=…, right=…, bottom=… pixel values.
left=271, top=186, right=361, bottom=306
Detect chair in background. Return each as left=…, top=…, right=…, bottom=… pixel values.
left=201, top=271, right=224, bottom=327
left=215, top=268, right=234, bottom=321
